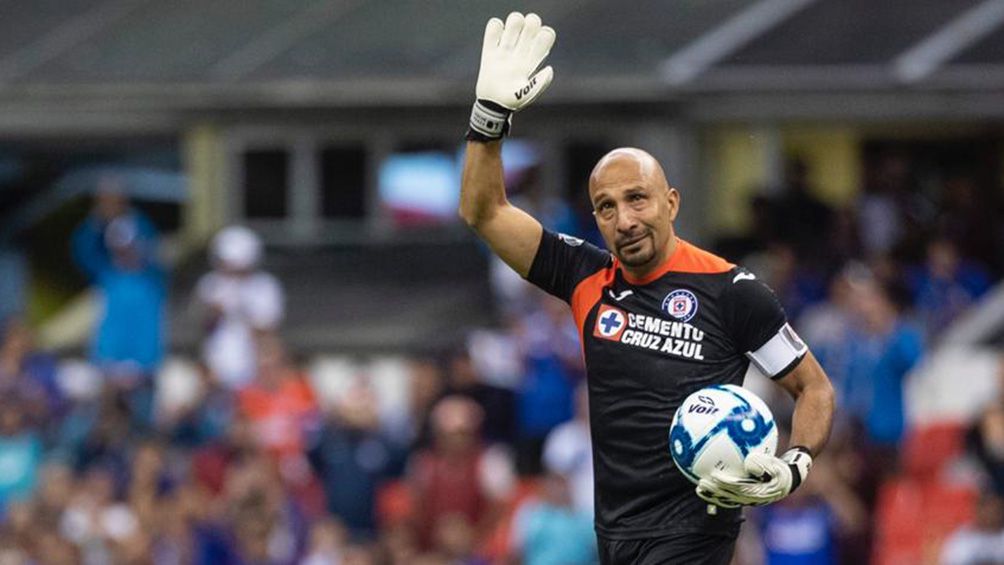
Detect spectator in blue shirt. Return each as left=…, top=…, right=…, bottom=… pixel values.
left=0, top=400, right=43, bottom=516
left=71, top=181, right=165, bottom=379
left=843, top=273, right=924, bottom=453
left=511, top=473, right=597, bottom=565
left=907, top=237, right=990, bottom=343
left=307, top=383, right=398, bottom=540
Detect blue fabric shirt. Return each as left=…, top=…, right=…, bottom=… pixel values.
left=307, top=423, right=397, bottom=539
left=71, top=212, right=165, bottom=373
left=908, top=264, right=990, bottom=342
left=515, top=502, right=597, bottom=565
left=759, top=502, right=836, bottom=565
left=0, top=432, right=42, bottom=512
left=845, top=321, right=924, bottom=446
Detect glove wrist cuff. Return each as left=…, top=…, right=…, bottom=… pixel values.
left=781, top=446, right=813, bottom=492
left=467, top=100, right=512, bottom=141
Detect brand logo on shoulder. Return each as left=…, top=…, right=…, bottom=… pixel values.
left=557, top=233, right=584, bottom=247
left=732, top=271, right=756, bottom=284
left=662, top=289, right=699, bottom=323
left=608, top=289, right=633, bottom=301
left=593, top=304, right=627, bottom=341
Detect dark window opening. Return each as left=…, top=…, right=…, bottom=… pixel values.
left=242, top=149, right=289, bottom=219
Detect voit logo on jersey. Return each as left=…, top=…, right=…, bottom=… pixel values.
left=593, top=303, right=705, bottom=360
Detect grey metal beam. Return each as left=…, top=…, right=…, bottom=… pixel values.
left=0, top=0, right=153, bottom=83
left=659, top=0, right=819, bottom=86
left=209, top=0, right=362, bottom=81
left=894, top=0, right=1004, bottom=83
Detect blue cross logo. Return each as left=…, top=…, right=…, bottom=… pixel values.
left=600, top=312, right=623, bottom=334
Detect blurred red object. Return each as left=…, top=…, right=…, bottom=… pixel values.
left=875, top=422, right=975, bottom=564
left=900, top=422, right=966, bottom=480
left=480, top=478, right=541, bottom=560
left=377, top=480, right=414, bottom=529
left=874, top=480, right=975, bottom=564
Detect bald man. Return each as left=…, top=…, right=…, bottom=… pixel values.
left=461, top=12, right=834, bottom=565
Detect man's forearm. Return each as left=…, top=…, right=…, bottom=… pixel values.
left=459, top=140, right=507, bottom=228
left=788, top=380, right=835, bottom=456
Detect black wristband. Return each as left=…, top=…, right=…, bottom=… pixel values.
left=785, top=446, right=813, bottom=493
left=467, top=99, right=512, bottom=141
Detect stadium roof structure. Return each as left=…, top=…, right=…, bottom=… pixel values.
left=2, top=0, right=1004, bottom=124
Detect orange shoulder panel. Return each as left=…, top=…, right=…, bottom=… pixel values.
left=621, top=239, right=734, bottom=285
left=570, top=266, right=615, bottom=335
left=672, top=239, right=734, bottom=273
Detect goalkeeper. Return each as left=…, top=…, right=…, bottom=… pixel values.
left=460, top=12, right=835, bottom=564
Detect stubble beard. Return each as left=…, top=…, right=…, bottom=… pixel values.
left=616, top=236, right=657, bottom=268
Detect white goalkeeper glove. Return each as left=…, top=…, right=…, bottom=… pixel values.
left=467, top=12, right=556, bottom=141
left=695, top=447, right=813, bottom=508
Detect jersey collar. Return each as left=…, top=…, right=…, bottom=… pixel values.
left=616, top=237, right=686, bottom=286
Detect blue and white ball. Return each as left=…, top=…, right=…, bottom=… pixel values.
left=669, top=384, right=777, bottom=484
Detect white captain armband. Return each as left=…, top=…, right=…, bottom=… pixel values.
left=746, top=323, right=808, bottom=379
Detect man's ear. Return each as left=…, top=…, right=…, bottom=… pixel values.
left=667, top=187, right=680, bottom=222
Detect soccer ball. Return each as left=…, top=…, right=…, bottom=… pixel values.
left=669, top=384, right=777, bottom=485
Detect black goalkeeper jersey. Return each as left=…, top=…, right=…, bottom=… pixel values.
left=526, top=230, right=808, bottom=540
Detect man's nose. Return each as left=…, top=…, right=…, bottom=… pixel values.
left=616, top=207, right=639, bottom=232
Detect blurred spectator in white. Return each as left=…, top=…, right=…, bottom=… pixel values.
left=466, top=328, right=523, bottom=390
left=195, top=225, right=284, bottom=389
left=510, top=473, right=597, bottom=565
left=407, top=395, right=514, bottom=552
left=302, top=516, right=348, bottom=565
left=71, top=178, right=165, bottom=379
left=60, top=465, right=139, bottom=564
left=542, top=383, right=593, bottom=517
left=906, top=236, right=990, bottom=343
left=940, top=493, right=1004, bottom=565
left=308, top=381, right=398, bottom=540
left=393, top=355, right=445, bottom=448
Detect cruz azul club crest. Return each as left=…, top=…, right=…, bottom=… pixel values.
left=662, top=289, right=699, bottom=323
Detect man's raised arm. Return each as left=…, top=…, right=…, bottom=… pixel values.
left=459, top=12, right=555, bottom=278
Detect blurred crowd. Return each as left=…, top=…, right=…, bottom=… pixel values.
left=0, top=150, right=1002, bottom=565
left=0, top=183, right=597, bottom=565
left=716, top=153, right=1004, bottom=565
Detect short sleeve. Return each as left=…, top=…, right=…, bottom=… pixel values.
left=245, top=273, right=284, bottom=329
left=724, top=268, right=808, bottom=379
left=526, top=230, right=612, bottom=303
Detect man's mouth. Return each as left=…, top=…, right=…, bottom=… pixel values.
left=618, top=234, right=647, bottom=250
